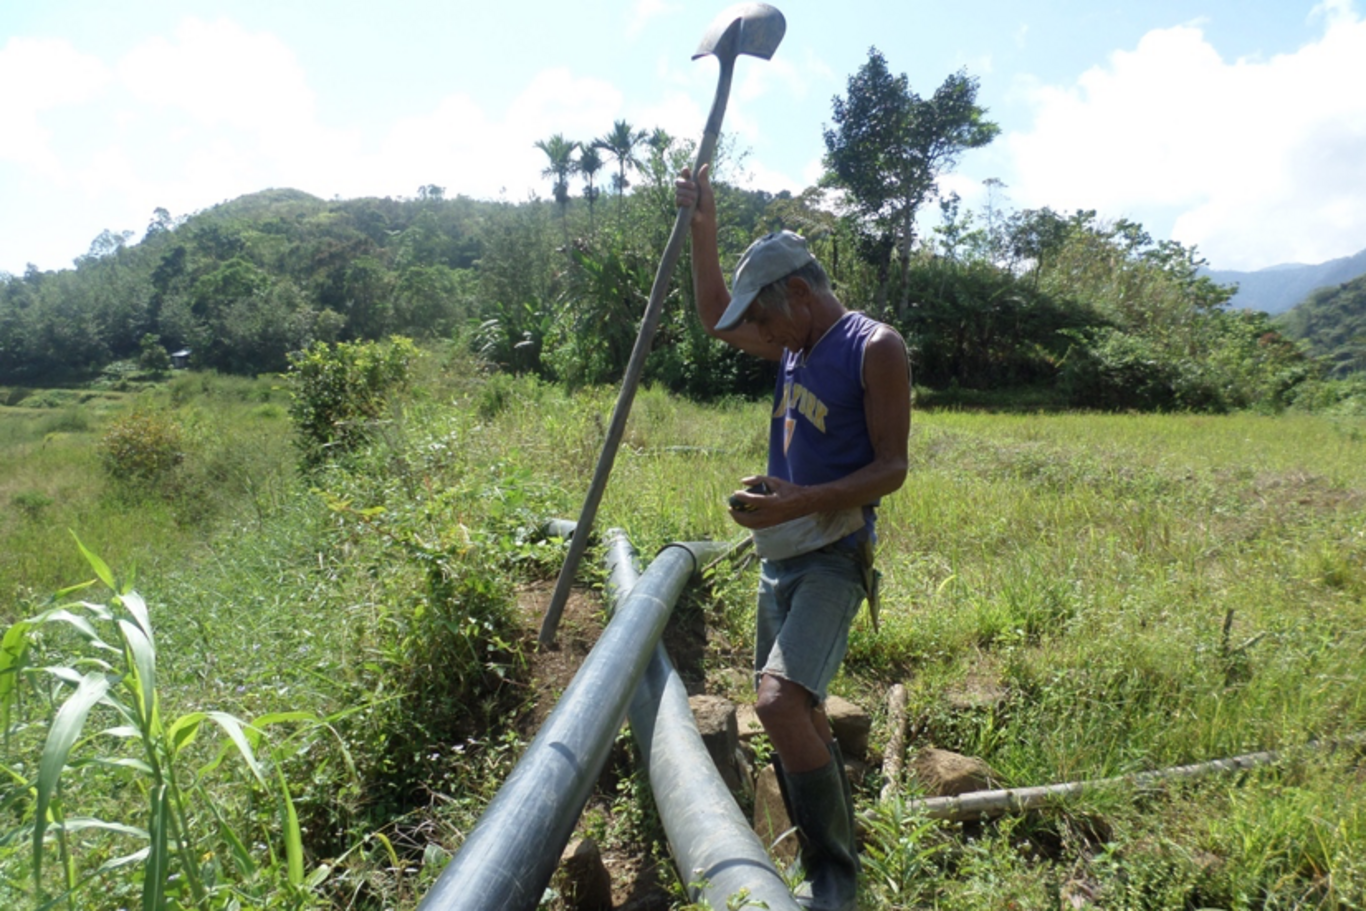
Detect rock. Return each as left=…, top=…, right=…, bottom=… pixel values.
left=689, top=695, right=744, bottom=796
left=844, top=755, right=868, bottom=789
left=910, top=748, right=1003, bottom=797
left=558, top=837, right=613, bottom=911
left=752, top=764, right=798, bottom=864
left=735, top=703, right=765, bottom=742
left=944, top=674, right=1008, bottom=713
left=824, top=695, right=871, bottom=761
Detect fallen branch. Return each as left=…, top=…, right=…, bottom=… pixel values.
left=886, top=733, right=1365, bottom=823
left=880, top=684, right=908, bottom=803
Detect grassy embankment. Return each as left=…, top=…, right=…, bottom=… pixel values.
left=2, top=351, right=1364, bottom=909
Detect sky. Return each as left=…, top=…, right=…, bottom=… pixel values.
left=3, top=0, right=1365, bottom=277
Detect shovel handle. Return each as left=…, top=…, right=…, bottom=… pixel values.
left=538, top=55, right=737, bottom=646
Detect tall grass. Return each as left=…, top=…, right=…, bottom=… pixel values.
left=1, top=540, right=325, bottom=909
left=3, top=359, right=1365, bottom=908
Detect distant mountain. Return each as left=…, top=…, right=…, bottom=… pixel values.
left=1203, top=247, right=1366, bottom=315
left=1276, top=272, right=1366, bottom=377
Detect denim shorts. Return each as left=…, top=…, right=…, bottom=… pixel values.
left=754, top=547, right=866, bottom=702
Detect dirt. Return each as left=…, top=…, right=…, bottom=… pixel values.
left=513, top=581, right=679, bottom=910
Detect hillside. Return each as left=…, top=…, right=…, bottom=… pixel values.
left=1206, top=246, right=1366, bottom=314
left=1277, top=271, right=1366, bottom=376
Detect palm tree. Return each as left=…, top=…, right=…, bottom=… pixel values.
left=593, top=120, right=647, bottom=218
left=576, top=143, right=604, bottom=233
left=534, top=134, right=580, bottom=230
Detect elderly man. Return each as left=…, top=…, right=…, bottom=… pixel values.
left=676, top=165, right=910, bottom=911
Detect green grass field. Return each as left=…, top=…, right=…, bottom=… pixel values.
left=2, top=357, right=1363, bottom=909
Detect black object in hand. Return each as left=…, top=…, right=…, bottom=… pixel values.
left=727, top=482, right=771, bottom=511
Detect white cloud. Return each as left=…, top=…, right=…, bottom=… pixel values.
left=118, top=19, right=314, bottom=133
left=626, top=0, right=682, bottom=41
left=1006, top=6, right=1366, bottom=269
left=364, top=68, right=625, bottom=202
left=0, top=37, right=110, bottom=175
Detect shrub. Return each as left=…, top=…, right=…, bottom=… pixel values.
left=138, top=332, right=172, bottom=374
left=287, top=337, right=419, bottom=468
left=1058, top=328, right=1178, bottom=410
left=97, top=409, right=185, bottom=481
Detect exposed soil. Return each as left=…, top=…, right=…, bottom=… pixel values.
left=514, top=581, right=678, bottom=910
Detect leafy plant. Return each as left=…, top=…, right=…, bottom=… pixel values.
left=1, top=539, right=324, bottom=909
left=97, top=409, right=185, bottom=482
left=286, top=336, right=419, bottom=468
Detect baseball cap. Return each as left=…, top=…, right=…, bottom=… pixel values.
left=715, top=230, right=815, bottom=331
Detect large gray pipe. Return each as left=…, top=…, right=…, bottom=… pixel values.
left=418, top=538, right=726, bottom=911
left=607, top=532, right=802, bottom=911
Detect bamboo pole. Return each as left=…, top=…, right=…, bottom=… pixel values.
left=880, top=684, right=908, bottom=803
left=891, top=734, right=1364, bottom=823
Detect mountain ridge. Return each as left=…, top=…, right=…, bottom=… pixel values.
left=1204, top=247, right=1366, bottom=314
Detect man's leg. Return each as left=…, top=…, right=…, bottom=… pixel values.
left=756, top=674, right=830, bottom=772
left=752, top=552, right=864, bottom=911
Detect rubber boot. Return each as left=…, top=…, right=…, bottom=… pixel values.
left=828, top=741, right=858, bottom=866
left=783, top=752, right=859, bottom=911
left=771, top=755, right=816, bottom=877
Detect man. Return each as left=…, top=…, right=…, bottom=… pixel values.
left=676, top=165, right=910, bottom=911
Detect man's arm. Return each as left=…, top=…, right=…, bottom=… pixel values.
left=676, top=165, right=782, bottom=361
left=730, top=326, right=911, bottom=527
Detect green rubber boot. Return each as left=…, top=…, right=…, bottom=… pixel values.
left=783, top=748, right=858, bottom=911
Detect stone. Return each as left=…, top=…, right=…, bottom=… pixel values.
left=689, top=694, right=744, bottom=796
left=735, top=703, right=765, bottom=742
left=558, top=837, right=613, bottom=911
left=824, top=695, right=871, bottom=761
left=752, top=763, right=798, bottom=864
left=910, top=748, right=1003, bottom=797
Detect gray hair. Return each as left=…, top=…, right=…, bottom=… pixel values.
left=750, top=258, right=830, bottom=319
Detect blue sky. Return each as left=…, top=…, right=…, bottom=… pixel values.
left=3, top=0, right=1364, bottom=276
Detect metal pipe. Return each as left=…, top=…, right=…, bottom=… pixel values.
left=418, top=539, right=725, bottom=911
left=606, top=532, right=801, bottom=911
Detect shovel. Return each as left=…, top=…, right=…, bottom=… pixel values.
left=539, top=3, right=786, bottom=646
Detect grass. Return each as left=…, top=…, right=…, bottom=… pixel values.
left=2, top=354, right=1364, bottom=909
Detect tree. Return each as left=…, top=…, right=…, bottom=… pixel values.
left=576, top=143, right=604, bottom=232
left=534, top=134, right=579, bottom=230
left=76, top=229, right=134, bottom=266
left=594, top=120, right=648, bottom=217
left=823, top=48, right=999, bottom=315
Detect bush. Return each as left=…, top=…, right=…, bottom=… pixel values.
left=97, top=409, right=185, bottom=481
left=1058, top=328, right=1178, bottom=410
left=287, top=336, right=420, bottom=468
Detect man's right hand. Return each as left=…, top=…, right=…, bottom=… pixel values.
left=675, top=164, right=715, bottom=228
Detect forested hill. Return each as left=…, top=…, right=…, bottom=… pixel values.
left=0, top=172, right=786, bottom=398
left=0, top=186, right=496, bottom=380
left=1205, top=247, right=1366, bottom=315
left=1277, top=272, right=1366, bottom=377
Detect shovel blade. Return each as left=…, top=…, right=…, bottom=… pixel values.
left=693, top=2, right=786, bottom=62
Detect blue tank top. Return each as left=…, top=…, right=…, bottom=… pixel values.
left=766, top=311, right=881, bottom=537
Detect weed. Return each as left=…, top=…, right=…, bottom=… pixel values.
left=11, top=490, right=53, bottom=519
left=0, top=541, right=328, bottom=908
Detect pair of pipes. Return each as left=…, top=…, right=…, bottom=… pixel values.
left=417, top=531, right=798, bottom=911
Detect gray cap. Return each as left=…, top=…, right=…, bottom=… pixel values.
left=715, top=230, right=815, bottom=331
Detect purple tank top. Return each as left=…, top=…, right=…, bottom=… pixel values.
left=766, top=311, right=881, bottom=536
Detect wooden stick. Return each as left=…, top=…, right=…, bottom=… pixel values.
left=880, top=683, right=909, bottom=803
left=875, top=733, right=1366, bottom=823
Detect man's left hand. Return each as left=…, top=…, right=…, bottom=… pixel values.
left=727, top=475, right=805, bottom=529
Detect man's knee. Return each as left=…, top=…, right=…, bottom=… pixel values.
left=755, top=674, right=813, bottom=730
